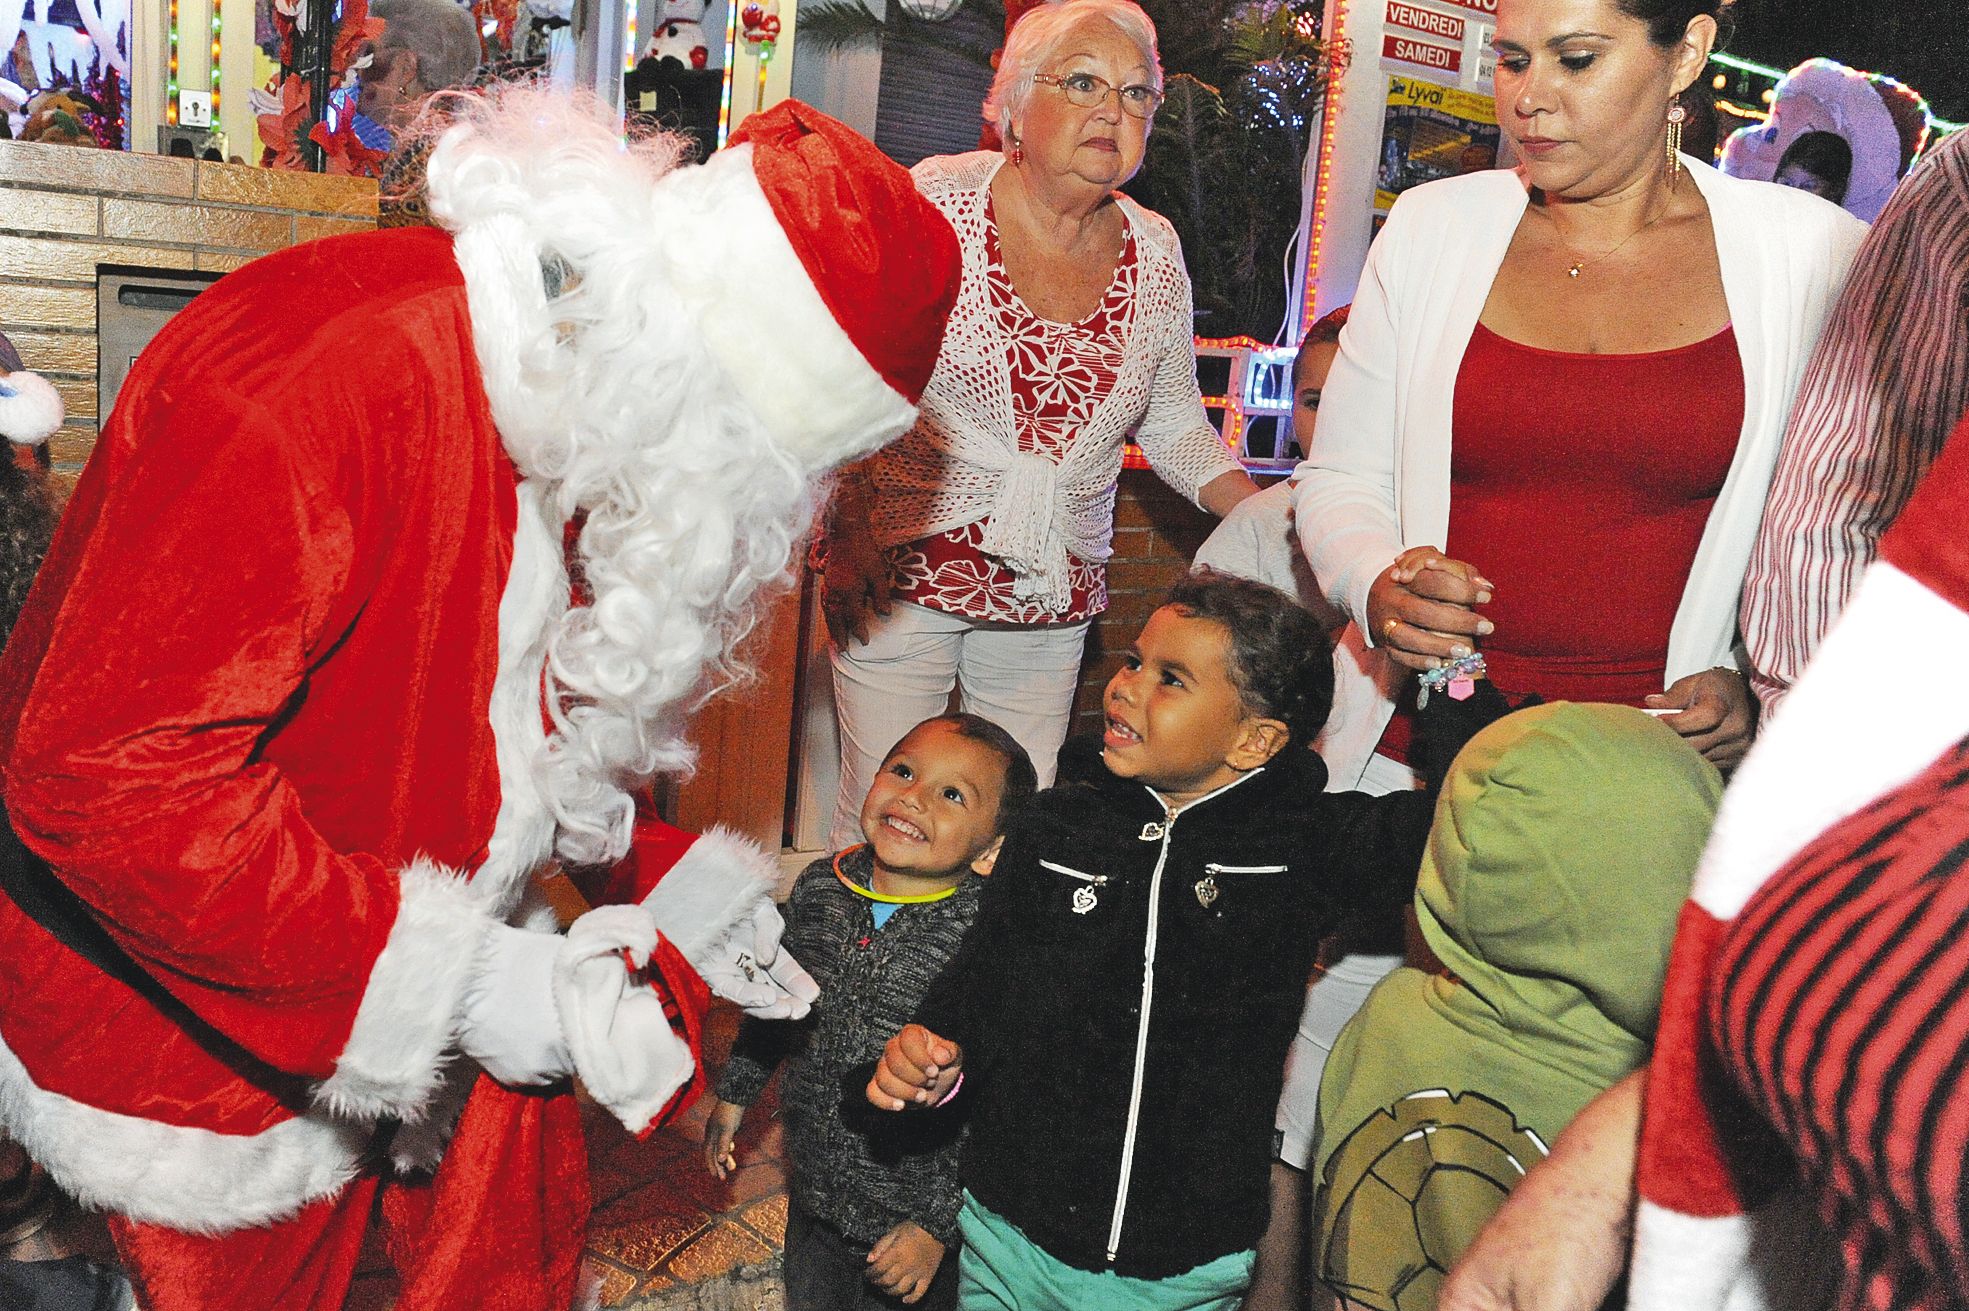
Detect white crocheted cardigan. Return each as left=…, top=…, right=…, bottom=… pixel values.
left=867, top=151, right=1244, bottom=613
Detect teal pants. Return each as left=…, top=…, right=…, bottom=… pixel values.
left=956, top=1193, right=1256, bottom=1311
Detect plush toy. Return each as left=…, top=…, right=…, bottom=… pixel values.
left=0, top=331, right=64, bottom=449
left=16, top=88, right=98, bottom=147
left=644, top=0, right=709, bottom=69
left=1719, top=58, right=1929, bottom=222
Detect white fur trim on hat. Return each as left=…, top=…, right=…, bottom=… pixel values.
left=650, top=144, right=920, bottom=474
left=0, top=369, right=63, bottom=446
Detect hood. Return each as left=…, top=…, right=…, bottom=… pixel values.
left=1418, top=703, right=1721, bottom=1075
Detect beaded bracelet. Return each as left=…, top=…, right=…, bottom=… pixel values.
left=1417, top=652, right=1487, bottom=708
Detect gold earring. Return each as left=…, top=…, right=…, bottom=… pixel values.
left=1666, top=103, right=1687, bottom=175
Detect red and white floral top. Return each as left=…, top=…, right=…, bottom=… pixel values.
left=885, top=205, right=1140, bottom=626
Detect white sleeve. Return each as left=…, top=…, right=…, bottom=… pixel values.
left=1291, top=211, right=1410, bottom=632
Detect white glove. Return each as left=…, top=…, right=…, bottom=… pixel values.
left=554, top=904, right=698, bottom=1136
left=641, top=827, right=821, bottom=1019
left=458, top=922, right=573, bottom=1087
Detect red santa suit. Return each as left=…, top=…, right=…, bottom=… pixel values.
left=0, top=95, right=958, bottom=1311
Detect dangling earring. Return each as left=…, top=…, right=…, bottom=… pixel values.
left=1666, top=102, right=1687, bottom=176
left=1008, top=138, right=1024, bottom=166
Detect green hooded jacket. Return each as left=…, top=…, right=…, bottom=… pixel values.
left=1312, top=703, right=1722, bottom=1311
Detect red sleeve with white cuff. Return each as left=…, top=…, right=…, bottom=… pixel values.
left=1632, top=409, right=1969, bottom=1311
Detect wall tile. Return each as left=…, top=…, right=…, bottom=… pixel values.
left=293, top=214, right=377, bottom=244
left=195, top=161, right=379, bottom=217
left=0, top=187, right=98, bottom=238
left=0, top=283, right=95, bottom=330
left=103, top=198, right=293, bottom=251
left=0, top=234, right=195, bottom=282
left=8, top=330, right=95, bottom=374
left=50, top=377, right=97, bottom=421
left=0, top=142, right=197, bottom=198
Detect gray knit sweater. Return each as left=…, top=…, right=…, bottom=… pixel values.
left=715, top=849, right=980, bottom=1247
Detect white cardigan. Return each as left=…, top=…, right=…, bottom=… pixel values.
left=868, top=151, right=1244, bottom=613
left=1293, top=159, right=1866, bottom=787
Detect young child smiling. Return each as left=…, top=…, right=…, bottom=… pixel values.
left=706, top=714, right=1035, bottom=1310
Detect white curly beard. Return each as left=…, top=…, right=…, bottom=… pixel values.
left=425, top=87, right=821, bottom=867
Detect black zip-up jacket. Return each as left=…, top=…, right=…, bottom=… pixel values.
left=913, top=739, right=1446, bottom=1278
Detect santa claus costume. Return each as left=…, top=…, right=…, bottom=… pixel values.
left=0, top=92, right=959, bottom=1311
left=1632, top=410, right=1969, bottom=1311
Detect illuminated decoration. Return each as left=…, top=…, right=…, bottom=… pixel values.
left=210, top=8, right=221, bottom=118
left=1188, top=335, right=1302, bottom=463
left=167, top=0, right=179, bottom=123
left=1300, top=0, right=1352, bottom=333
left=1711, top=50, right=1961, bottom=137
left=715, top=0, right=739, bottom=145
left=163, top=0, right=221, bottom=125
left=740, top=2, right=780, bottom=113
left=623, top=0, right=637, bottom=72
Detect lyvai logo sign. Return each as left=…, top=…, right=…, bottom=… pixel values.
left=1386, top=1, right=1466, bottom=41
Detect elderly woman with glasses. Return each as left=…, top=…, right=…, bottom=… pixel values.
left=819, top=0, right=1259, bottom=850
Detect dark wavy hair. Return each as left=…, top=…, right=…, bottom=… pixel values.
left=1616, top=0, right=1735, bottom=47
left=1167, top=569, right=1335, bottom=751
left=883, top=712, right=1040, bottom=824
left=1778, top=130, right=1854, bottom=206
left=0, top=455, right=60, bottom=654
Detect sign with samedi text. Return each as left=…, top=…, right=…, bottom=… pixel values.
left=1383, top=32, right=1462, bottom=75
left=1385, top=1, right=1466, bottom=42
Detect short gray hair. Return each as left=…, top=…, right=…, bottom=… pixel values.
left=372, top=0, right=482, bottom=94
left=982, top=0, right=1161, bottom=145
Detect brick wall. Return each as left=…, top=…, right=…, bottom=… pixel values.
left=0, top=142, right=378, bottom=486
left=1067, top=469, right=1288, bottom=739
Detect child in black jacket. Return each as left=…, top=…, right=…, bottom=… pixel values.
left=868, top=571, right=1498, bottom=1309
left=706, top=714, right=1036, bottom=1310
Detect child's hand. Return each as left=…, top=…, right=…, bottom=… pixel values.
left=866, top=1024, right=964, bottom=1111
left=702, top=1099, right=744, bottom=1180
left=865, top=1221, right=946, bottom=1304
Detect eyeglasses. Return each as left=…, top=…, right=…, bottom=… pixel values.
left=1031, top=72, right=1163, bottom=119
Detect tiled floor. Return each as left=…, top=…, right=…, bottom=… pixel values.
left=579, top=1003, right=790, bottom=1309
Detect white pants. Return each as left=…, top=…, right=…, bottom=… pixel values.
left=1274, top=750, right=1421, bottom=1170
left=828, top=601, right=1090, bottom=852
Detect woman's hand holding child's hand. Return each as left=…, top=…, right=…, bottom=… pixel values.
left=866, top=1221, right=945, bottom=1304
left=867, top=1024, right=963, bottom=1111
left=1367, top=547, right=1495, bottom=672
left=702, top=1099, right=744, bottom=1180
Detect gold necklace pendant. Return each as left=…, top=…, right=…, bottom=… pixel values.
left=1567, top=262, right=1584, bottom=278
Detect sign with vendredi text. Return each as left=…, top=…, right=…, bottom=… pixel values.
left=1386, top=1, right=1466, bottom=42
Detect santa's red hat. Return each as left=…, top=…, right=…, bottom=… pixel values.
left=0, top=330, right=63, bottom=448
left=670, top=100, right=960, bottom=472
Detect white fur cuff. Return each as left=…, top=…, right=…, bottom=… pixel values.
left=639, top=826, right=779, bottom=963
left=313, top=859, right=492, bottom=1122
